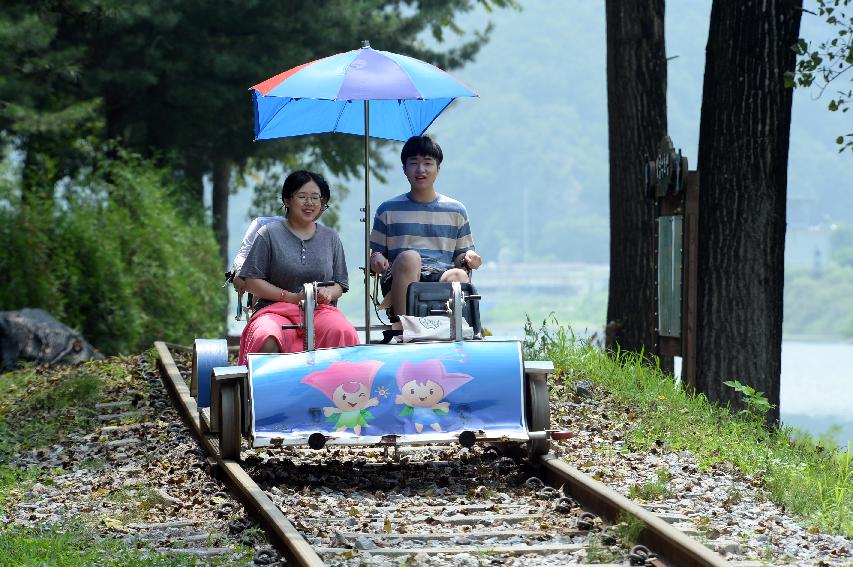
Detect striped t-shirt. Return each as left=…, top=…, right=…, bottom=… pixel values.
left=370, top=192, right=475, bottom=272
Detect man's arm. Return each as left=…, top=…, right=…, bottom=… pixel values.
left=452, top=204, right=480, bottom=269
left=369, top=208, right=390, bottom=273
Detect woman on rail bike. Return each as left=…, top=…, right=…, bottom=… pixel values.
left=237, top=170, right=358, bottom=364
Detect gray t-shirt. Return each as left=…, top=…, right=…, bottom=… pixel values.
left=239, top=221, right=349, bottom=310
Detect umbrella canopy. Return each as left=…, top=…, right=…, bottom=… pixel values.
left=249, top=43, right=478, bottom=340
left=250, top=46, right=477, bottom=141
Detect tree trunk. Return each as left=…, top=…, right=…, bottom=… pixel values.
left=177, top=158, right=206, bottom=207
left=604, top=0, right=668, bottom=355
left=212, top=157, right=231, bottom=271
left=695, top=0, right=802, bottom=424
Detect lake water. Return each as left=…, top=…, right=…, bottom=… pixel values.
left=780, top=341, right=853, bottom=448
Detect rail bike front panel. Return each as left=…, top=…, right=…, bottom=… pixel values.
left=247, top=340, right=526, bottom=447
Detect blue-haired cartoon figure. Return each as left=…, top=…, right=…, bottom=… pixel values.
left=395, top=360, right=472, bottom=433
left=302, top=361, right=382, bottom=435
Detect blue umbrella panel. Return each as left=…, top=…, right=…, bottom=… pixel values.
left=247, top=340, right=527, bottom=447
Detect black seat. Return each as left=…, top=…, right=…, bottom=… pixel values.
left=405, top=282, right=482, bottom=337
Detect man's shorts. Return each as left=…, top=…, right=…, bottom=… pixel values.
left=381, top=267, right=444, bottom=297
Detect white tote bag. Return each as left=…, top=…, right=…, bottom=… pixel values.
left=399, top=315, right=474, bottom=342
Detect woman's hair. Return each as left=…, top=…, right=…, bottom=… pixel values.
left=400, top=135, right=443, bottom=165
left=281, top=170, right=331, bottom=218
left=281, top=170, right=331, bottom=205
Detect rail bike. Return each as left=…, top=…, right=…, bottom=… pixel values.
left=190, top=279, right=567, bottom=460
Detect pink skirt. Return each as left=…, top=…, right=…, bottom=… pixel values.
left=238, top=302, right=359, bottom=365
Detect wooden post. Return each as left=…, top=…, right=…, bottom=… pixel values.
left=646, top=136, right=699, bottom=388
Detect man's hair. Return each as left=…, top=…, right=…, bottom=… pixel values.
left=401, top=135, right=443, bottom=166
left=281, top=170, right=331, bottom=205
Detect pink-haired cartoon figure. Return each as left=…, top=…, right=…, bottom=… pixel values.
left=302, top=361, right=383, bottom=435
left=395, top=360, right=473, bottom=432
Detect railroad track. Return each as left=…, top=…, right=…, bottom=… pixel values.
left=155, top=341, right=732, bottom=566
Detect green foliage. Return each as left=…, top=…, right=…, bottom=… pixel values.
left=0, top=466, right=40, bottom=514
left=614, top=511, right=645, bottom=548
left=723, top=380, right=776, bottom=419
left=628, top=469, right=673, bottom=502
left=791, top=0, right=853, bottom=153
left=0, top=524, right=219, bottom=566
left=0, top=2, right=106, bottom=195
left=0, top=148, right=225, bottom=354
left=830, top=224, right=853, bottom=267
left=522, top=313, right=576, bottom=370
left=0, top=362, right=105, bottom=459
left=582, top=534, right=618, bottom=563
left=538, top=214, right=609, bottom=263
left=784, top=265, right=853, bottom=338
left=528, top=317, right=853, bottom=537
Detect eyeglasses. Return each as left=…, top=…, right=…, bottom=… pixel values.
left=290, top=193, right=324, bottom=203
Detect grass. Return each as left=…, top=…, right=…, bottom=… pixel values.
left=0, top=360, right=123, bottom=517
left=525, top=315, right=853, bottom=538
left=102, top=482, right=167, bottom=524
left=0, top=360, right=123, bottom=459
left=614, top=511, right=645, bottom=548
left=628, top=469, right=673, bottom=502
left=0, top=466, right=41, bottom=513
left=582, top=533, right=619, bottom=563
left=0, top=357, right=207, bottom=564
left=0, top=524, right=218, bottom=566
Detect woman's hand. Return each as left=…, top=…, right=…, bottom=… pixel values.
left=316, top=283, right=343, bottom=305
left=317, top=287, right=334, bottom=304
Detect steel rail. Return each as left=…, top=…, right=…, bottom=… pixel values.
left=153, top=341, right=324, bottom=567
left=537, top=454, right=731, bottom=567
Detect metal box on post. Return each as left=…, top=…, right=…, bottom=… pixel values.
left=657, top=215, right=683, bottom=338
left=645, top=136, right=699, bottom=389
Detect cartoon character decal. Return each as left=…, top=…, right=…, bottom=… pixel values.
left=395, top=360, right=473, bottom=432
left=301, top=361, right=382, bottom=435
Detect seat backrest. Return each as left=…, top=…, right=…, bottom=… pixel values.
left=405, top=282, right=482, bottom=336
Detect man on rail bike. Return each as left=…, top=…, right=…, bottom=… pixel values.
left=369, top=135, right=482, bottom=334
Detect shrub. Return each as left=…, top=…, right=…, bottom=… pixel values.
left=0, top=149, right=224, bottom=354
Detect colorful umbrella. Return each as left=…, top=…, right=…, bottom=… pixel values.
left=250, top=41, right=478, bottom=340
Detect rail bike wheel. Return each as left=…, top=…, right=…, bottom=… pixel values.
left=525, top=374, right=551, bottom=457
left=219, top=382, right=242, bottom=460
left=192, top=339, right=228, bottom=407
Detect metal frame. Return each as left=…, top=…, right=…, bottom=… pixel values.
left=205, top=280, right=553, bottom=456
left=204, top=347, right=555, bottom=455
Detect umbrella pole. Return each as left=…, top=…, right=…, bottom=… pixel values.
left=363, top=100, right=371, bottom=344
